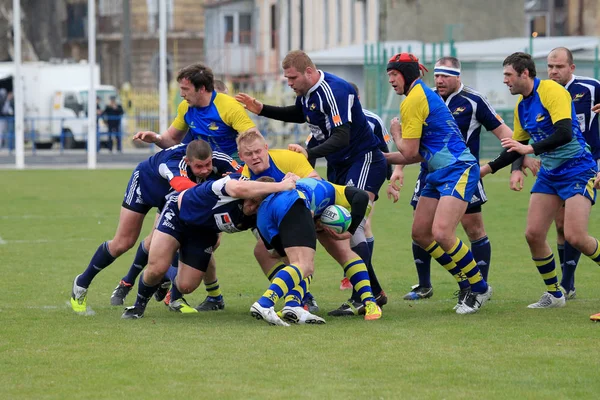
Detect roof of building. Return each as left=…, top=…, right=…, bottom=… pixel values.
left=308, top=36, right=600, bottom=65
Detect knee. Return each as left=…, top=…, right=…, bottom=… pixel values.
left=432, top=226, right=454, bottom=249
left=524, top=229, right=542, bottom=247
left=109, top=237, right=137, bottom=256
left=464, top=225, right=486, bottom=242
left=563, top=229, right=585, bottom=250
left=175, top=278, right=199, bottom=294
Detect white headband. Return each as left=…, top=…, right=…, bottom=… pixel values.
left=434, top=66, right=460, bottom=76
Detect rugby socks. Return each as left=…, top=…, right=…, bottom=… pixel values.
left=448, top=238, right=488, bottom=293
left=471, top=236, right=491, bottom=282
left=121, top=241, right=149, bottom=285
left=350, top=242, right=382, bottom=301
left=533, top=254, right=562, bottom=297
left=164, top=265, right=182, bottom=302
left=425, top=241, right=469, bottom=290
left=266, top=261, right=286, bottom=282
left=134, top=273, right=159, bottom=309
left=586, top=238, right=600, bottom=264
left=557, top=242, right=565, bottom=272
left=413, top=242, right=432, bottom=288
left=77, top=241, right=116, bottom=288
left=284, top=276, right=312, bottom=307
left=257, top=264, right=303, bottom=308
left=204, top=279, right=223, bottom=300
left=560, top=241, right=581, bottom=291
left=344, top=257, right=376, bottom=303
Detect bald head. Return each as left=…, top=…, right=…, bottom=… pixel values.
left=547, top=47, right=575, bottom=86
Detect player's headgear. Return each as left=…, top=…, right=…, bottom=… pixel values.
left=386, top=53, right=428, bottom=93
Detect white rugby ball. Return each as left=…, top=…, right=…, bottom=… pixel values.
left=320, top=205, right=352, bottom=234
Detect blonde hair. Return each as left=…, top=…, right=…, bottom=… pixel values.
left=282, top=50, right=316, bottom=72
left=236, top=128, right=265, bottom=149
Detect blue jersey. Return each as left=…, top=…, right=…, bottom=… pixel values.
left=401, top=80, right=476, bottom=172
left=178, top=174, right=254, bottom=234
left=513, top=78, right=595, bottom=177
left=172, top=91, right=255, bottom=158
left=257, top=178, right=352, bottom=243
left=565, top=75, right=600, bottom=161
left=439, top=84, right=503, bottom=161
left=297, top=71, right=381, bottom=166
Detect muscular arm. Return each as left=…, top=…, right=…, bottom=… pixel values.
left=306, top=123, right=351, bottom=160
left=153, top=125, right=188, bottom=149
left=259, top=104, right=306, bottom=123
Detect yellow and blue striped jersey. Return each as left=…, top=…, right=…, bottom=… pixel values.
left=172, top=91, right=255, bottom=157
left=513, top=78, right=593, bottom=175
left=401, top=80, right=475, bottom=172
left=242, top=149, right=315, bottom=181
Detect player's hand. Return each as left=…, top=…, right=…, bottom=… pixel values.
left=522, top=156, right=540, bottom=176
left=288, top=143, right=309, bottom=158
left=510, top=170, right=525, bottom=191
left=283, top=172, right=301, bottom=182
left=390, top=117, right=402, bottom=143
left=235, top=93, right=264, bottom=115
left=501, top=138, right=533, bottom=155
left=279, top=178, right=297, bottom=191
left=321, top=225, right=352, bottom=240
left=133, top=131, right=161, bottom=144
left=480, top=164, right=492, bottom=178
left=594, top=171, right=600, bottom=189
left=593, top=104, right=600, bottom=114
left=386, top=185, right=400, bottom=203
left=389, top=165, right=404, bottom=191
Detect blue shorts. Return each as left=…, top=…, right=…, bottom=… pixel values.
left=156, top=198, right=218, bottom=271
left=419, top=162, right=480, bottom=204
left=532, top=168, right=597, bottom=205
left=122, top=165, right=172, bottom=214
left=331, top=150, right=387, bottom=200
left=411, top=167, right=487, bottom=212
left=257, top=190, right=305, bottom=245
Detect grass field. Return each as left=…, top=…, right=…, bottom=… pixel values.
left=1, top=166, right=600, bottom=399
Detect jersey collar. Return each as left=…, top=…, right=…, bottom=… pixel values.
left=564, top=75, right=576, bottom=90
left=305, top=70, right=325, bottom=100
left=443, top=83, right=464, bottom=105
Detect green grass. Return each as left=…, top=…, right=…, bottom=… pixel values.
left=1, top=167, right=600, bottom=399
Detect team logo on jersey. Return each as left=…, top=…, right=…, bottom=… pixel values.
left=574, top=182, right=582, bottom=190
left=453, top=106, right=466, bottom=115
left=208, top=122, right=219, bottom=131
left=535, top=113, right=545, bottom=122
left=573, top=92, right=585, bottom=101
left=161, top=210, right=175, bottom=230
left=310, top=103, right=316, bottom=111
left=346, top=179, right=355, bottom=187
left=189, top=121, right=197, bottom=129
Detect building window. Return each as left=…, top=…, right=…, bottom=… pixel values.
left=224, top=15, right=234, bottom=43
left=239, top=14, right=252, bottom=44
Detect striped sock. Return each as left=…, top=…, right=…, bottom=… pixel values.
left=344, top=257, right=375, bottom=303
left=284, top=276, right=312, bottom=307
left=448, top=238, right=487, bottom=293
left=258, top=265, right=303, bottom=308
left=533, top=254, right=562, bottom=297
left=425, top=241, right=469, bottom=290
left=204, top=279, right=222, bottom=299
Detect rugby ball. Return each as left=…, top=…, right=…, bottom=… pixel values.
left=320, top=205, right=352, bottom=234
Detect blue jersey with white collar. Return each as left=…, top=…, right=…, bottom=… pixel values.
left=565, top=75, right=600, bottom=162
left=297, top=71, right=381, bottom=166
left=440, top=84, right=503, bottom=161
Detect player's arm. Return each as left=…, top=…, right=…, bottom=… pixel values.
left=397, top=95, right=425, bottom=164
left=224, top=177, right=296, bottom=199
left=134, top=101, right=189, bottom=148
left=234, top=93, right=305, bottom=123
left=482, top=107, right=529, bottom=176
left=342, top=186, right=370, bottom=235
left=305, top=123, right=350, bottom=159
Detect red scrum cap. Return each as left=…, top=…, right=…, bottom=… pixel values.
left=387, top=53, right=428, bottom=93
